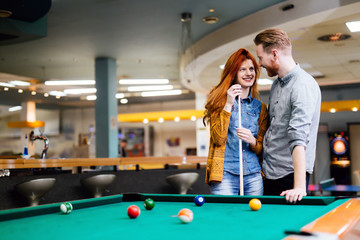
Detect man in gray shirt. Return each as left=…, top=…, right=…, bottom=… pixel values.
left=253, top=28, right=321, bottom=203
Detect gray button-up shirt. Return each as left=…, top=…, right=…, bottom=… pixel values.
left=262, top=64, right=321, bottom=179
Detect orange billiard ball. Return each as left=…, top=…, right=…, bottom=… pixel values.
left=249, top=198, right=261, bottom=211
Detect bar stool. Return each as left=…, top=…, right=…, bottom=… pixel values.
left=15, top=178, right=56, bottom=206
left=166, top=172, right=199, bottom=194
left=81, top=174, right=116, bottom=198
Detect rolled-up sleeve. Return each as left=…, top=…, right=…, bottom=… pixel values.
left=288, top=81, right=318, bottom=153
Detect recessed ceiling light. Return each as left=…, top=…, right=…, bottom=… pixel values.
left=141, top=90, right=182, bottom=97
left=64, top=88, right=97, bottom=94
left=120, top=98, right=128, bottom=104
left=158, top=117, right=164, bottom=123
left=143, top=118, right=149, bottom=124
left=219, top=64, right=225, bottom=70
left=202, top=16, right=219, bottom=24
left=330, top=108, right=336, bottom=113
left=18, top=89, right=23, bottom=93
left=352, top=107, right=358, bottom=112
left=44, top=93, right=49, bottom=97
left=346, top=21, right=360, bottom=32
left=119, top=79, right=169, bottom=85
left=317, top=33, right=351, bottom=42
left=128, top=85, right=173, bottom=92
left=10, top=80, right=30, bottom=86
left=4, top=87, right=9, bottom=91
left=116, top=93, right=125, bottom=99
left=174, top=117, right=180, bottom=122
left=191, top=116, right=197, bottom=121
left=86, top=95, right=97, bottom=101
left=45, top=80, right=95, bottom=86
left=8, top=106, right=22, bottom=112
left=31, top=91, right=36, bottom=95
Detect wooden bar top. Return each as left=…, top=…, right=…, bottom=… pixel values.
left=0, top=156, right=207, bottom=169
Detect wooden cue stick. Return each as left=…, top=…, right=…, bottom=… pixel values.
left=238, top=96, right=244, bottom=196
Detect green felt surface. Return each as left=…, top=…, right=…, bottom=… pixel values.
left=0, top=194, right=349, bottom=240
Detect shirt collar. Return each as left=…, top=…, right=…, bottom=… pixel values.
left=238, top=92, right=253, bottom=103
left=278, top=64, right=300, bottom=87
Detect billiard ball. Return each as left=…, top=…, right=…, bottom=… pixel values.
left=144, top=198, right=155, bottom=210
left=60, top=202, right=73, bottom=214
left=178, top=208, right=193, bottom=223
left=127, top=205, right=141, bottom=219
left=194, top=195, right=205, bottom=206
left=249, top=198, right=261, bottom=211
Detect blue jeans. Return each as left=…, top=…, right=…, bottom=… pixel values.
left=210, top=171, right=263, bottom=195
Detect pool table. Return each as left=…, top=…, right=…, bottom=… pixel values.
left=0, top=194, right=359, bottom=240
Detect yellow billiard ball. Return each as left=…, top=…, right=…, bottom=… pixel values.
left=249, top=198, right=261, bottom=211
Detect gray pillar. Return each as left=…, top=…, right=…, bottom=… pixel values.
left=95, top=57, right=118, bottom=158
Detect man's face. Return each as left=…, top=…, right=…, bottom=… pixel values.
left=255, top=44, right=278, bottom=77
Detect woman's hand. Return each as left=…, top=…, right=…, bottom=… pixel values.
left=236, top=127, right=256, bottom=147
left=224, top=84, right=241, bottom=112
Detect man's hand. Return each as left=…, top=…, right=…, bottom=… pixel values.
left=280, top=187, right=307, bottom=203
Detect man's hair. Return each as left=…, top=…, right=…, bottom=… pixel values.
left=253, top=28, right=291, bottom=53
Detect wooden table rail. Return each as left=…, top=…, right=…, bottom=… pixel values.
left=0, top=156, right=208, bottom=169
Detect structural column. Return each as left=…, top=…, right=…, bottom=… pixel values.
left=95, top=57, right=118, bottom=158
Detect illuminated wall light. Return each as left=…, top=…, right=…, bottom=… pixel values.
left=31, top=91, right=36, bottom=95
left=330, top=108, right=336, bottom=113
left=86, top=95, right=97, bottom=101
left=158, top=117, right=164, bottom=123
left=8, top=106, right=22, bottom=112
left=143, top=118, right=149, bottom=124
left=116, top=93, right=125, bottom=99
left=18, top=89, right=23, bottom=93
left=352, top=107, right=358, bottom=112
left=56, top=95, right=61, bottom=99
left=174, top=117, right=180, bottom=122
left=190, top=116, right=197, bottom=121
left=4, top=87, right=9, bottom=91
left=120, top=98, right=128, bottom=104
left=44, top=93, right=49, bottom=97
left=119, top=79, right=169, bottom=85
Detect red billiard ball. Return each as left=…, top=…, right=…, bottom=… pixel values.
left=127, top=205, right=141, bottom=219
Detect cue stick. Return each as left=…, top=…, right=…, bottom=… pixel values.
left=238, top=96, right=244, bottom=196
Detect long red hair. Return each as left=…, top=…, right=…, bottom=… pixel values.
left=203, top=48, right=260, bottom=126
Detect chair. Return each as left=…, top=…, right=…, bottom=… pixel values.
left=353, top=170, right=360, bottom=186
left=81, top=174, right=116, bottom=198
left=15, top=178, right=56, bottom=206
left=318, top=178, right=335, bottom=195
left=166, top=172, right=199, bottom=194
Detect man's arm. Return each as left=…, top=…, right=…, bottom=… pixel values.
left=280, top=145, right=307, bottom=202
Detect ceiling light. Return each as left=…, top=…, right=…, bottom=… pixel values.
left=45, top=80, right=95, bottom=86
left=49, top=91, right=66, bottom=97
left=44, top=93, right=49, bottom=97
left=86, top=95, right=97, bottom=101
left=120, top=98, right=128, bottom=104
left=346, top=21, right=360, bottom=32
left=18, top=89, right=23, bottom=93
left=119, top=79, right=169, bottom=85
left=64, top=88, right=97, bottom=94
left=143, top=118, right=149, bottom=124
left=128, top=85, right=173, bottom=92
left=8, top=106, right=22, bottom=112
left=352, top=107, right=358, bottom=112
left=56, top=95, right=61, bottom=99
left=141, top=90, right=182, bottom=97
left=219, top=64, right=225, bottom=70
left=0, top=82, right=15, bottom=87
left=4, top=87, right=9, bottom=91
left=202, top=16, right=219, bottom=24
left=330, top=108, right=336, bottom=113
left=116, top=93, right=125, bottom=99
left=31, top=91, right=36, bottom=95
left=174, top=117, right=180, bottom=122
left=158, top=117, right=164, bottom=123
left=258, top=79, right=273, bottom=85
left=191, top=116, right=197, bottom=121
left=317, top=33, right=351, bottom=42
left=10, top=80, right=30, bottom=86
left=209, top=9, right=215, bottom=13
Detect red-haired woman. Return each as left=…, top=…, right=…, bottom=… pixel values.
left=204, top=48, right=269, bottom=195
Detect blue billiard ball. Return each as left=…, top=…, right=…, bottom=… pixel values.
left=194, top=195, right=205, bottom=206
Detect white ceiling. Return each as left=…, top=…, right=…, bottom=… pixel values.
left=0, top=0, right=359, bottom=108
